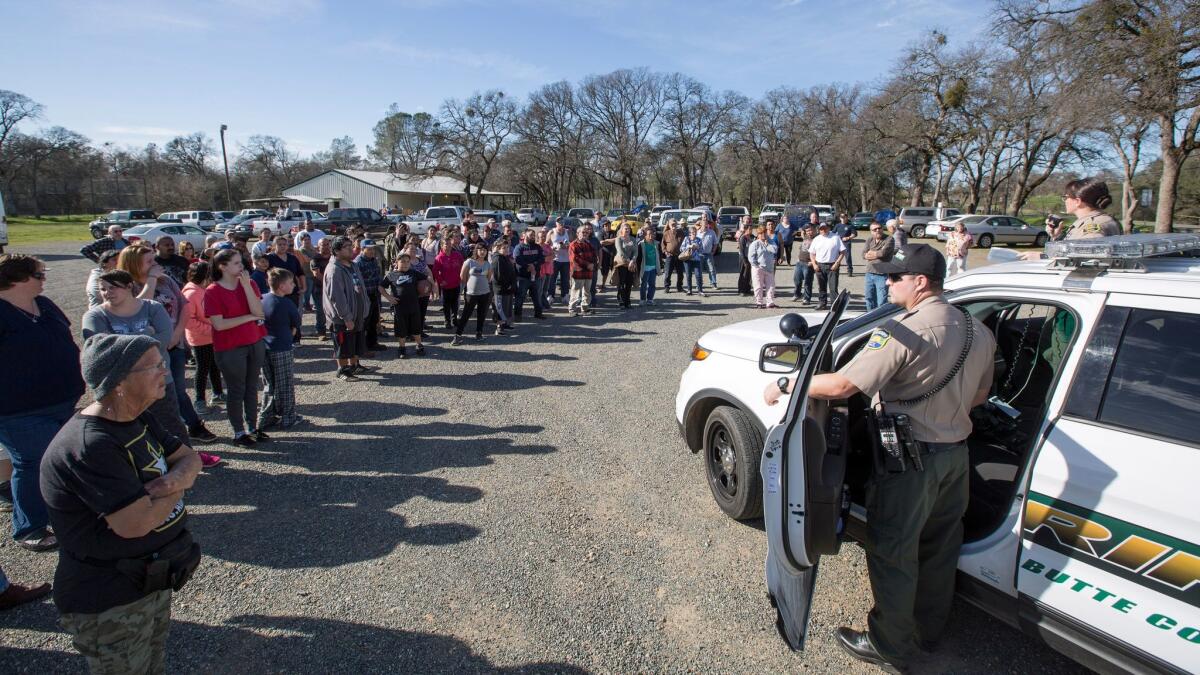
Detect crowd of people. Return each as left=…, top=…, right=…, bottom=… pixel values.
left=0, top=176, right=1124, bottom=672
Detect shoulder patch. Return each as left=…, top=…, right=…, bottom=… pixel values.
left=866, top=328, right=891, bottom=350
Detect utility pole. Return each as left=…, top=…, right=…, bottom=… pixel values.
left=219, top=124, right=233, bottom=210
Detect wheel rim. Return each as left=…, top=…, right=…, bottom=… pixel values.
left=914, top=226, right=924, bottom=238
left=981, top=235, right=992, bottom=248
left=707, top=423, right=739, bottom=500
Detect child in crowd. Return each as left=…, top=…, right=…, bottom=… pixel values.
left=258, top=268, right=303, bottom=429
left=490, top=240, right=517, bottom=335
left=380, top=253, right=427, bottom=359
left=250, top=254, right=270, bottom=294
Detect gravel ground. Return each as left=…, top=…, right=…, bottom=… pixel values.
left=0, top=239, right=1088, bottom=673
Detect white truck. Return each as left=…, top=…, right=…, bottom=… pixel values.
left=404, top=205, right=472, bottom=235
left=674, top=234, right=1200, bottom=674
left=249, top=209, right=327, bottom=235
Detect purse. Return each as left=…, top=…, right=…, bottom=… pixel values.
left=678, top=250, right=693, bottom=262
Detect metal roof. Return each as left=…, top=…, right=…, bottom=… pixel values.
left=287, top=170, right=519, bottom=196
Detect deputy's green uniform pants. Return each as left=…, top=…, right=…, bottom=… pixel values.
left=864, top=443, right=969, bottom=665
left=60, top=589, right=172, bottom=675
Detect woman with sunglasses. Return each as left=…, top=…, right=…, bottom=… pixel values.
left=451, top=245, right=493, bottom=345
left=0, top=255, right=85, bottom=552
left=83, top=271, right=221, bottom=466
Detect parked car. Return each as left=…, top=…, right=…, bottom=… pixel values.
left=648, top=204, right=674, bottom=227
left=411, top=205, right=472, bottom=232
left=850, top=212, right=875, bottom=228
left=239, top=208, right=271, bottom=217
left=213, top=211, right=236, bottom=222
left=931, top=214, right=1049, bottom=248
left=473, top=210, right=519, bottom=226
left=122, top=222, right=210, bottom=250
left=717, top=206, right=749, bottom=239
left=516, top=207, right=548, bottom=227
left=324, top=207, right=385, bottom=235
left=811, top=204, right=834, bottom=224
left=675, top=234, right=1200, bottom=674
left=89, top=209, right=158, bottom=239
left=158, top=210, right=218, bottom=232
left=216, top=213, right=261, bottom=233
left=566, top=208, right=596, bottom=224
left=897, top=206, right=962, bottom=238
left=758, top=203, right=809, bottom=228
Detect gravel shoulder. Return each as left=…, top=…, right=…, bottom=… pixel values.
left=0, top=240, right=1087, bottom=673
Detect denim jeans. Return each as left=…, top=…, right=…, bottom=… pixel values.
left=515, top=276, right=541, bottom=317
left=685, top=260, right=705, bottom=292
left=0, top=398, right=77, bottom=539
left=169, top=347, right=200, bottom=428
left=0, top=563, right=8, bottom=593
left=640, top=269, right=658, bottom=301
left=700, top=253, right=717, bottom=285
left=553, top=261, right=570, bottom=299
left=535, top=275, right=550, bottom=310
left=792, top=264, right=814, bottom=301
left=312, top=285, right=327, bottom=334
left=865, top=272, right=889, bottom=310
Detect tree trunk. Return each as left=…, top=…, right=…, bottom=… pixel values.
left=910, top=152, right=932, bottom=206
left=1155, top=147, right=1181, bottom=233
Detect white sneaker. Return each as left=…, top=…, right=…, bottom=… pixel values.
left=647, top=299, right=655, bottom=305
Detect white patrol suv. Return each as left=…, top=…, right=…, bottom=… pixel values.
left=674, top=234, right=1200, bottom=674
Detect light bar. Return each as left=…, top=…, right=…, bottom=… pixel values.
left=1045, top=233, right=1200, bottom=260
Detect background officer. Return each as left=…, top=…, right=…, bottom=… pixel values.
left=764, top=244, right=996, bottom=672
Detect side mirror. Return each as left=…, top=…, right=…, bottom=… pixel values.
left=760, top=343, right=804, bottom=374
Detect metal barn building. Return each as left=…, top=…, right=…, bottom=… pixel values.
left=279, top=170, right=518, bottom=213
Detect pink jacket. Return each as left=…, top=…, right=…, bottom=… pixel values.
left=432, top=250, right=465, bottom=289
left=539, top=244, right=554, bottom=276
left=182, top=282, right=214, bottom=346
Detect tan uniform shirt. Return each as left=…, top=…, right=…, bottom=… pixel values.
left=1065, top=212, right=1121, bottom=239
left=839, top=295, right=996, bottom=443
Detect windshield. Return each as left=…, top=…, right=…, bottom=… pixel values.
left=518, top=209, right=533, bottom=214
left=130, top=210, right=155, bottom=220
left=762, top=204, right=785, bottom=212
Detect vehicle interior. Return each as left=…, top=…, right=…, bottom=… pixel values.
left=832, top=299, right=1079, bottom=543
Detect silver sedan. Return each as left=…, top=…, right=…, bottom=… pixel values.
left=123, top=223, right=212, bottom=250
left=932, top=214, right=1049, bottom=248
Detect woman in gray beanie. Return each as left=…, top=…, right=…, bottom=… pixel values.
left=40, top=333, right=201, bottom=674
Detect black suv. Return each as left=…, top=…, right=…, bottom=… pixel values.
left=326, top=208, right=386, bottom=234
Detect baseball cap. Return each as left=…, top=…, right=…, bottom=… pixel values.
left=874, top=244, right=947, bottom=280
left=361, top=238, right=376, bottom=246
left=215, top=242, right=234, bottom=250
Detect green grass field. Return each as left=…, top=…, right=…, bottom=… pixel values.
left=5, top=215, right=98, bottom=246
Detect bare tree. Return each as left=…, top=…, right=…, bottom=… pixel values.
left=316, top=136, right=362, bottom=170
left=7, top=127, right=90, bottom=216
left=165, top=132, right=214, bottom=177
left=437, top=90, right=517, bottom=200
left=369, top=106, right=440, bottom=174
left=577, top=68, right=665, bottom=206
left=512, top=81, right=588, bottom=207
left=1100, top=111, right=1153, bottom=231
left=659, top=73, right=746, bottom=205
left=1000, top=0, right=1200, bottom=230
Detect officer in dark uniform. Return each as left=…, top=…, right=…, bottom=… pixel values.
left=765, top=244, right=996, bottom=672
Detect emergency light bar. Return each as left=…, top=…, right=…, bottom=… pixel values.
left=1046, top=233, right=1200, bottom=261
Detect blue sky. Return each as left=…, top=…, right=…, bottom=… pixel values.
left=2, top=0, right=991, bottom=158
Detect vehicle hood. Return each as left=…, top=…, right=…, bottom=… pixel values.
left=697, top=309, right=856, bottom=362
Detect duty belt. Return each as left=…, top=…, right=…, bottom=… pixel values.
left=919, top=440, right=967, bottom=455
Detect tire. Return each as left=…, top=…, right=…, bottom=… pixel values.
left=1034, top=232, right=1048, bottom=247
left=912, top=225, right=926, bottom=239
left=977, top=233, right=994, bottom=248
left=703, top=406, right=764, bottom=520
left=90, top=226, right=104, bottom=239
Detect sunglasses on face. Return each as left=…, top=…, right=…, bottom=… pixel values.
left=31, top=271, right=47, bottom=280
left=887, top=273, right=916, bottom=283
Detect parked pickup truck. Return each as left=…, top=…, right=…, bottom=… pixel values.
left=249, top=209, right=327, bottom=235
left=406, top=205, right=471, bottom=234
left=325, top=207, right=387, bottom=235
left=89, top=209, right=158, bottom=239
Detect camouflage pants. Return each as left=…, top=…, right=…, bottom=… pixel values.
left=60, top=590, right=172, bottom=675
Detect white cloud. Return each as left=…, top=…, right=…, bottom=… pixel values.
left=99, top=125, right=185, bottom=137
left=361, top=40, right=549, bottom=82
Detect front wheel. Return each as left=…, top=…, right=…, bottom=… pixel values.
left=703, top=406, right=764, bottom=520
left=977, top=233, right=994, bottom=248
left=90, top=226, right=104, bottom=239
left=912, top=225, right=926, bottom=238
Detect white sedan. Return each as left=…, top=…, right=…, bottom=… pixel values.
left=123, top=223, right=211, bottom=250
left=931, top=214, right=1049, bottom=248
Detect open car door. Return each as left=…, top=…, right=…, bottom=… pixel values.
left=759, top=290, right=851, bottom=650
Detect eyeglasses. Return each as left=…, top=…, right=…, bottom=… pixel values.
left=31, top=272, right=47, bottom=280
left=887, top=273, right=917, bottom=283
left=130, top=360, right=167, bottom=374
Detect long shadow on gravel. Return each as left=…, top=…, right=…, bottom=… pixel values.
left=1, top=611, right=588, bottom=674
left=187, top=467, right=483, bottom=568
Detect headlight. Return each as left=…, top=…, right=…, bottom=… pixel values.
left=691, top=343, right=711, bottom=361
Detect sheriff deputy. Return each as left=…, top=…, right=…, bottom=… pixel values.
left=764, top=243, right=996, bottom=672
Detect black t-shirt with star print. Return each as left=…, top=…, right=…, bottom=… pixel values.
left=40, top=411, right=188, bottom=613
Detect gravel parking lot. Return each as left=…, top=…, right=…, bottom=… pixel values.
left=0, top=239, right=1087, bottom=673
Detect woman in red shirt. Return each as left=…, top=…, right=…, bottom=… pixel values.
left=432, top=240, right=465, bottom=330
left=203, top=249, right=268, bottom=447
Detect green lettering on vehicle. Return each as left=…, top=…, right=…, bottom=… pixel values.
left=1147, top=613, right=1177, bottom=630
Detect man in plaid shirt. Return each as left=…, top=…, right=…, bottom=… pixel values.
left=354, top=240, right=385, bottom=353
left=568, top=226, right=596, bottom=317
left=79, top=224, right=129, bottom=262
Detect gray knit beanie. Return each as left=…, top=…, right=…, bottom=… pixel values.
left=81, top=333, right=160, bottom=400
